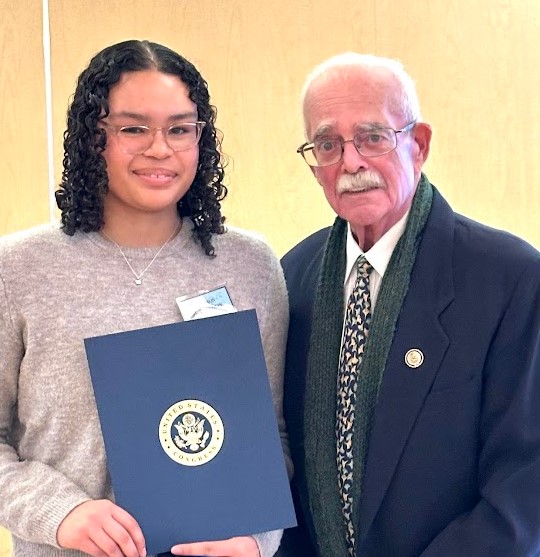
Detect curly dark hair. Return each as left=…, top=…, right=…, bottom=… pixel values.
left=55, top=39, right=227, bottom=256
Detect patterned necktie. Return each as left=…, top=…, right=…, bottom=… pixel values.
left=336, top=255, right=373, bottom=557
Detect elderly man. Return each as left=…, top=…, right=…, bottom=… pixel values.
left=279, top=53, right=540, bottom=556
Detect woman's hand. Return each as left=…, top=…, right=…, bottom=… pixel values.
left=170, top=535, right=260, bottom=556
left=57, top=499, right=146, bottom=557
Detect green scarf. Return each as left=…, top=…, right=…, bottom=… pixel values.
left=303, top=175, right=433, bottom=556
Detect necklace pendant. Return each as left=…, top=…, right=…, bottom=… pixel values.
left=102, top=221, right=181, bottom=288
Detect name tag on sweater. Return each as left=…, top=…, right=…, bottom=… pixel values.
left=176, top=285, right=236, bottom=321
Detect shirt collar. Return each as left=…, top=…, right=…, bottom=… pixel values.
left=344, top=209, right=410, bottom=281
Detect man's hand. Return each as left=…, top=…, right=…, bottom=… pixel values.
left=57, top=499, right=146, bottom=557
left=170, top=535, right=260, bottom=556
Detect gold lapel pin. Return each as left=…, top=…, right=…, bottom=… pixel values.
left=405, top=348, right=424, bottom=368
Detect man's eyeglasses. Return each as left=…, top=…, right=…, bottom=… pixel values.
left=297, top=121, right=416, bottom=167
left=102, top=122, right=206, bottom=154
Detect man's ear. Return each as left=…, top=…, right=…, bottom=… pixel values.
left=413, top=122, right=432, bottom=168
left=311, top=166, right=324, bottom=187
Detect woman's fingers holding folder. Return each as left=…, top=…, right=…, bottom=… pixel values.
left=170, top=535, right=260, bottom=556
left=57, top=499, right=147, bottom=557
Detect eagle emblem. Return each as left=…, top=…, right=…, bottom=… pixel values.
left=173, top=413, right=210, bottom=451
left=159, top=400, right=224, bottom=466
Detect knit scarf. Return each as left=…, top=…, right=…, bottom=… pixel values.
left=303, top=174, right=433, bottom=556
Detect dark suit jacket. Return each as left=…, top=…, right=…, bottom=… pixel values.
left=279, top=189, right=540, bottom=556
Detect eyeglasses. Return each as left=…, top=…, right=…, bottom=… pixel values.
left=102, top=121, right=206, bottom=154
left=297, top=121, right=416, bottom=167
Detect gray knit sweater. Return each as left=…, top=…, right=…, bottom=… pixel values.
left=0, top=222, right=290, bottom=557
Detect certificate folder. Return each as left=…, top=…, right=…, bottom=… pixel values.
left=84, top=309, right=296, bottom=555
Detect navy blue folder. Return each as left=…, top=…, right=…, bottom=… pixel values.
left=84, top=309, right=296, bottom=555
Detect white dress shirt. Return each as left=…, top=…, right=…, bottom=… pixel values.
left=343, top=210, right=410, bottom=311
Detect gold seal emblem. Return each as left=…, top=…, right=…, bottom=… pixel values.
left=405, top=348, right=424, bottom=368
left=159, top=399, right=224, bottom=466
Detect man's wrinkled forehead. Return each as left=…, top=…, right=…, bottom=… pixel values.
left=303, top=67, right=399, bottom=138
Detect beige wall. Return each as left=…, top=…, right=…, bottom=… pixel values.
left=1, top=0, right=49, bottom=235
left=2, top=1, right=540, bottom=255
left=1, top=0, right=540, bottom=552
left=0, top=529, right=9, bottom=557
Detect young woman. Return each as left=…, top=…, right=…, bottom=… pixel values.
left=0, top=40, right=289, bottom=557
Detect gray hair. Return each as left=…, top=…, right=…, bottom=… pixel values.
left=301, top=52, right=421, bottom=132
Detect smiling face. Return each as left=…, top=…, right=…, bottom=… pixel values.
left=101, top=69, right=200, bottom=225
left=304, top=66, right=431, bottom=250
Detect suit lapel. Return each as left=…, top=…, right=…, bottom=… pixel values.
left=358, top=190, right=456, bottom=541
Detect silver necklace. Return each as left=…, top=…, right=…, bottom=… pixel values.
left=101, top=222, right=181, bottom=285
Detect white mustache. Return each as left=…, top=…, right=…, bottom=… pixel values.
left=336, top=170, right=385, bottom=194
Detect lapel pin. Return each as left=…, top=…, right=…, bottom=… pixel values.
left=405, top=348, right=424, bottom=368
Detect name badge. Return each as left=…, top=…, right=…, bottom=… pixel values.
left=176, top=286, right=237, bottom=321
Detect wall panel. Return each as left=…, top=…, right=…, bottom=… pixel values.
left=0, top=0, right=48, bottom=236
left=47, top=0, right=540, bottom=255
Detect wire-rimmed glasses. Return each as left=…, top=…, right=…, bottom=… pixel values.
left=103, top=121, right=206, bottom=154
left=297, top=121, right=416, bottom=167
